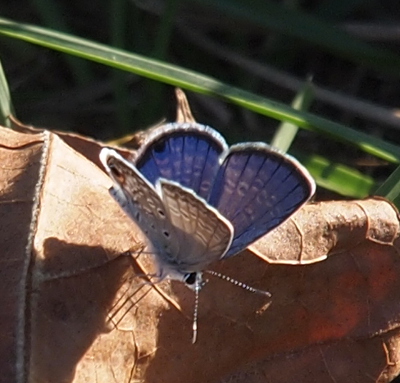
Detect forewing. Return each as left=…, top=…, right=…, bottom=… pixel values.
left=208, top=143, right=316, bottom=257
left=159, top=179, right=234, bottom=272
left=135, top=123, right=228, bottom=199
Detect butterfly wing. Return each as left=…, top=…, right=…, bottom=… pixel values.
left=135, top=123, right=228, bottom=199
left=159, top=179, right=233, bottom=271
left=208, top=143, right=316, bottom=257
left=100, top=149, right=184, bottom=276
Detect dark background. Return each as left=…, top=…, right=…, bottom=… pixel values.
left=0, top=2, right=400, bottom=380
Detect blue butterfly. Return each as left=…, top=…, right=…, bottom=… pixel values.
left=100, top=122, right=315, bottom=340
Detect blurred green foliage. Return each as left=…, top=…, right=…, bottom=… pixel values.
left=1, top=0, right=400, bottom=201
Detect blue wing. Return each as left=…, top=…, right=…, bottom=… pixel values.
left=135, top=123, right=228, bottom=199
left=208, top=143, right=315, bottom=257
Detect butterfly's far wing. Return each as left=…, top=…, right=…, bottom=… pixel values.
left=135, top=123, right=228, bottom=199
left=158, top=179, right=234, bottom=272
left=207, top=143, right=316, bottom=257
left=100, top=149, right=184, bottom=276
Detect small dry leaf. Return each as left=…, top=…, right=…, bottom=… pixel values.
left=105, top=87, right=196, bottom=150
left=175, top=88, right=197, bottom=123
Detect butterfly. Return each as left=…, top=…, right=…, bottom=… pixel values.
left=100, top=122, right=315, bottom=341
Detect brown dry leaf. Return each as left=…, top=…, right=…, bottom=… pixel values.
left=250, top=197, right=399, bottom=264
left=2, top=123, right=400, bottom=383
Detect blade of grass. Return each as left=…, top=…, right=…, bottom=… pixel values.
left=138, top=0, right=183, bottom=126
left=152, top=0, right=182, bottom=60
left=298, top=153, right=376, bottom=198
left=374, top=165, right=400, bottom=201
left=0, top=59, right=14, bottom=127
left=29, top=0, right=92, bottom=84
left=271, top=80, right=314, bottom=152
left=110, top=0, right=132, bottom=134
left=0, top=17, right=399, bottom=163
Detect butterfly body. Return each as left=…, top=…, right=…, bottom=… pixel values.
left=100, top=122, right=315, bottom=286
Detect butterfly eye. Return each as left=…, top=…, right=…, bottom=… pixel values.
left=108, top=163, right=125, bottom=183
left=184, top=272, right=197, bottom=285
left=153, top=139, right=166, bottom=153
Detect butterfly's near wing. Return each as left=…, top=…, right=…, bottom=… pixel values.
left=158, top=179, right=233, bottom=272
left=208, top=143, right=316, bottom=257
left=100, top=149, right=185, bottom=279
left=135, top=123, right=228, bottom=199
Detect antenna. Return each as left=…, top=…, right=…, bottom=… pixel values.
left=192, top=278, right=201, bottom=344
left=205, top=270, right=272, bottom=297
left=189, top=270, right=271, bottom=343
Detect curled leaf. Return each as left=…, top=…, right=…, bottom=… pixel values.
left=250, top=197, right=399, bottom=264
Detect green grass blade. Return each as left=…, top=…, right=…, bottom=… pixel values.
left=139, top=0, right=183, bottom=126
left=0, top=59, right=14, bottom=127
left=0, top=17, right=399, bottom=163
left=375, top=165, right=400, bottom=201
left=298, top=153, right=376, bottom=198
left=152, top=0, right=182, bottom=59
left=271, top=81, right=314, bottom=152
left=30, top=0, right=92, bottom=84
left=110, top=0, right=132, bottom=134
